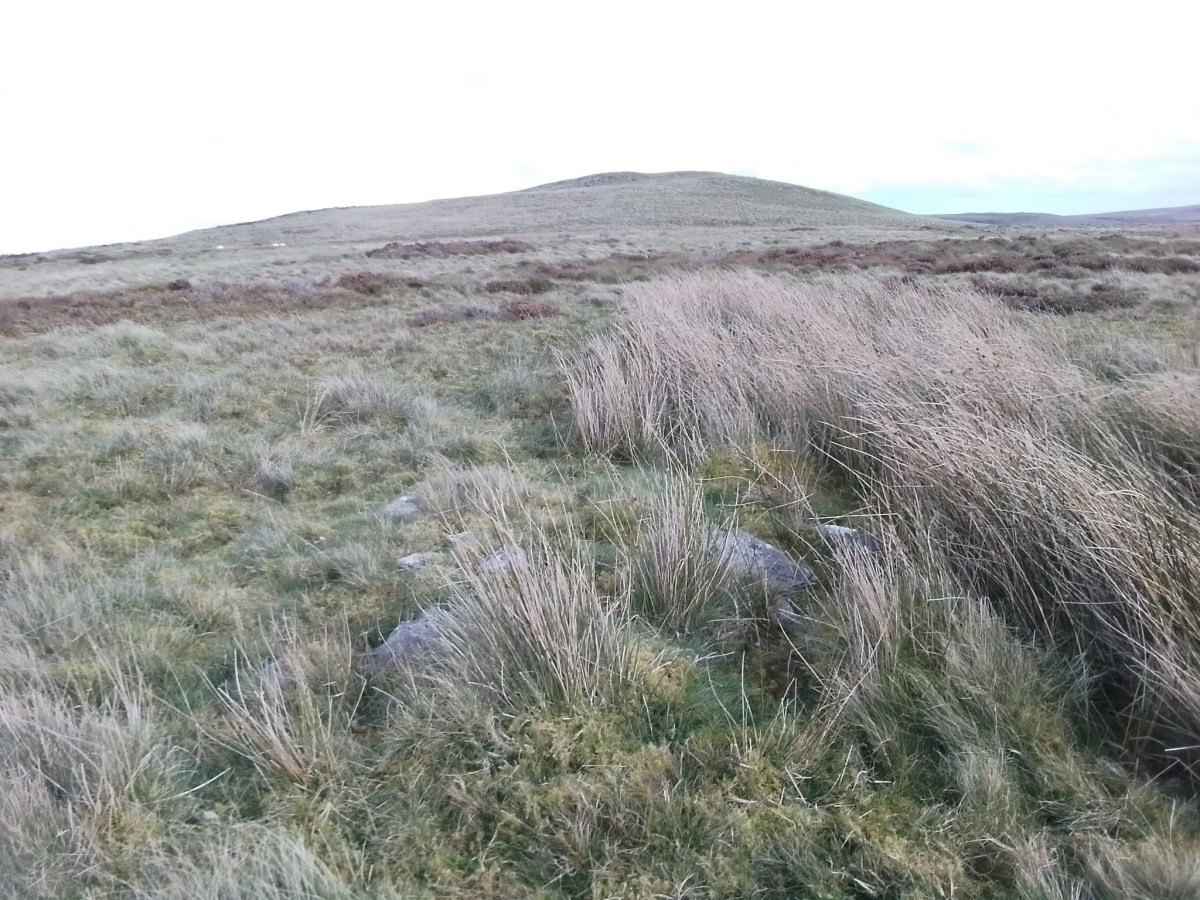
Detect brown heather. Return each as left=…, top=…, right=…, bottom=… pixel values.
left=365, top=239, right=536, bottom=259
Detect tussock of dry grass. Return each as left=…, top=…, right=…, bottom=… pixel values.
left=385, top=522, right=645, bottom=718
left=619, top=478, right=735, bottom=635
left=564, top=270, right=1200, bottom=774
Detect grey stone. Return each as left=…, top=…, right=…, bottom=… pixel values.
left=196, top=810, right=221, bottom=826
left=769, top=595, right=804, bottom=626
left=365, top=610, right=448, bottom=674
left=711, top=527, right=819, bottom=592
left=258, top=660, right=291, bottom=690
left=377, top=495, right=423, bottom=521
left=476, top=545, right=529, bottom=573
left=396, top=551, right=437, bottom=570
left=815, top=523, right=884, bottom=554
left=446, top=530, right=484, bottom=549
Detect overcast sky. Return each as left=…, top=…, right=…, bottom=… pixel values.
left=3, top=0, right=1198, bottom=253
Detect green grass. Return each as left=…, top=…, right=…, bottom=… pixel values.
left=4, top=220, right=1200, bottom=897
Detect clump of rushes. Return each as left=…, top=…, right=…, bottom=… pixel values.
left=384, top=518, right=647, bottom=719
left=618, top=476, right=742, bottom=637
left=563, top=269, right=1200, bottom=776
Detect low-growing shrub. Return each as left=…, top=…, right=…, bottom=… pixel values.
left=501, top=298, right=560, bottom=320
left=457, top=301, right=500, bottom=319
left=405, top=306, right=458, bottom=328
left=485, top=277, right=554, bottom=295
left=969, top=276, right=1040, bottom=300
left=365, top=239, right=535, bottom=259
left=1008, top=283, right=1144, bottom=314
left=334, top=272, right=404, bottom=295
left=404, top=302, right=508, bottom=328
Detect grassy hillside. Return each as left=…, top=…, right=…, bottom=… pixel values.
left=190, top=171, right=934, bottom=247
left=3, top=186, right=1200, bottom=897
left=1, top=172, right=946, bottom=298
left=934, top=203, right=1200, bottom=227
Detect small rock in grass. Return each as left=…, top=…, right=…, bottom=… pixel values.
left=710, top=527, right=819, bottom=592
left=365, top=610, right=448, bottom=674
left=815, top=523, right=884, bottom=554
left=476, top=545, right=529, bottom=573
left=258, top=660, right=291, bottom=689
left=396, top=551, right=436, bottom=570
left=446, top=530, right=484, bottom=549
left=770, top=595, right=804, bottom=626
left=377, top=495, right=423, bottom=521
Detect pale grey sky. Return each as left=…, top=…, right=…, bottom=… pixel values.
left=2, top=0, right=1198, bottom=253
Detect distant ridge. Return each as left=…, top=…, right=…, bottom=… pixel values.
left=151, top=171, right=935, bottom=251
left=518, top=171, right=677, bottom=191
left=934, top=203, right=1200, bottom=227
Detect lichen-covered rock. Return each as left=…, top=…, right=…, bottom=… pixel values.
left=476, top=545, right=529, bottom=573
left=365, top=610, right=449, bottom=673
left=377, top=495, right=423, bottom=521
left=815, top=523, right=884, bottom=554
left=446, top=530, right=484, bottom=549
left=396, top=551, right=437, bottom=570
left=710, top=527, right=819, bottom=592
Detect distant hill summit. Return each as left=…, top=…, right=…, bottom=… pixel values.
left=934, top=203, right=1200, bottom=227
left=518, top=171, right=678, bottom=191
left=160, top=171, right=930, bottom=251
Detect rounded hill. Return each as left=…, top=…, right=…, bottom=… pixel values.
left=175, top=171, right=929, bottom=249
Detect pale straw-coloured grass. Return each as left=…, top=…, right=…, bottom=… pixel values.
left=563, top=269, right=1200, bottom=772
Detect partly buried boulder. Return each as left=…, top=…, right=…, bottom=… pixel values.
left=376, top=494, right=423, bottom=522
left=372, top=543, right=530, bottom=673
left=397, top=543, right=526, bottom=573
left=710, top=527, right=818, bottom=592
left=476, top=545, right=528, bottom=573
left=365, top=608, right=451, bottom=674
left=814, top=522, right=884, bottom=554
left=396, top=551, right=437, bottom=570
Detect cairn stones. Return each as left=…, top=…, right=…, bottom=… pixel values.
left=710, top=527, right=819, bottom=592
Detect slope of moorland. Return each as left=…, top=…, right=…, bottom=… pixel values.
left=934, top=202, right=1200, bottom=227
left=189, top=171, right=934, bottom=247
left=3, top=179, right=1200, bottom=897
left=1, top=172, right=956, bottom=298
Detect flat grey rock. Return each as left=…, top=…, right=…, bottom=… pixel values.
left=396, top=551, right=437, bottom=570
left=446, top=530, right=484, bottom=549
left=711, top=527, right=819, bottom=592
left=476, top=545, right=529, bottom=573
left=815, top=523, right=884, bottom=553
left=377, top=495, right=423, bottom=521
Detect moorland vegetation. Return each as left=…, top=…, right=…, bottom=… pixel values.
left=3, top=174, right=1200, bottom=897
